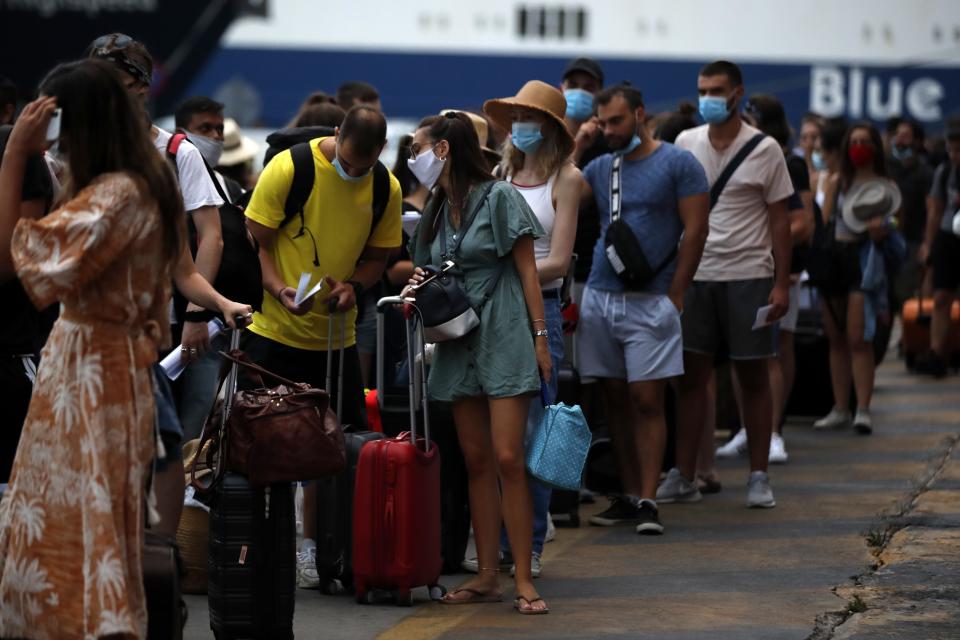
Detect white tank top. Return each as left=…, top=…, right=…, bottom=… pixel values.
left=510, top=173, right=563, bottom=291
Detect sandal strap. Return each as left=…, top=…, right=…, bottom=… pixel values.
left=478, top=567, right=501, bottom=574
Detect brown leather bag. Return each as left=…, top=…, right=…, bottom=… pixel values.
left=192, top=351, right=347, bottom=489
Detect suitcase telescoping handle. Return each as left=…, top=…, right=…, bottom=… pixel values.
left=376, top=295, right=431, bottom=452
left=326, top=298, right=346, bottom=420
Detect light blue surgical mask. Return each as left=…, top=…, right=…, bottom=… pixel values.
left=511, top=121, right=544, bottom=154
left=616, top=134, right=642, bottom=156
left=891, top=145, right=914, bottom=162
left=811, top=150, right=826, bottom=172
left=333, top=147, right=371, bottom=183
left=699, top=95, right=734, bottom=125
left=564, top=89, right=594, bottom=122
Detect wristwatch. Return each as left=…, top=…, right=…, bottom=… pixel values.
left=346, top=280, right=365, bottom=298
left=533, top=329, right=549, bottom=338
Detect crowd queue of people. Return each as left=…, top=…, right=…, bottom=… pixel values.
left=0, top=31, right=958, bottom=636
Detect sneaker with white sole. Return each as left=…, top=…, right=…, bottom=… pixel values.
left=461, top=551, right=513, bottom=574
left=296, top=546, right=319, bottom=589
left=510, top=552, right=543, bottom=578
left=588, top=496, right=643, bottom=526
left=746, top=471, right=776, bottom=508
left=545, top=513, right=556, bottom=543
left=656, top=468, right=703, bottom=503
left=635, top=499, right=665, bottom=535
left=853, top=409, right=873, bottom=435
left=716, top=427, right=748, bottom=458
left=813, top=407, right=851, bottom=430
left=768, top=433, right=788, bottom=464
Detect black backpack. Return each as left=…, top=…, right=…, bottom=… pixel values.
left=256, top=126, right=391, bottom=261
left=166, top=132, right=264, bottom=321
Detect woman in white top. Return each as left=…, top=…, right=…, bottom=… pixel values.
left=482, top=81, right=581, bottom=598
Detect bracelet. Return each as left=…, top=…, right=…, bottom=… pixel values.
left=531, top=318, right=546, bottom=326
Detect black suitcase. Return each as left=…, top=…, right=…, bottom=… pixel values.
left=144, top=531, right=185, bottom=640
left=315, top=310, right=385, bottom=594
left=205, top=326, right=296, bottom=640
left=375, top=298, right=470, bottom=574
left=551, top=364, right=582, bottom=527
left=785, top=306, right=834, bottom=419
left=208, top=474, right=296, bottom=640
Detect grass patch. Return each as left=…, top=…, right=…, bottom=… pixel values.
left=846, top=595, right=868, bottom=614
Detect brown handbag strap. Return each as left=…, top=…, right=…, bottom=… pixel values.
left=218, top=350, right=302, bottom=388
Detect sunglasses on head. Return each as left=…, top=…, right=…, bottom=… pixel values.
left=89, top=33, right=132, bottom=56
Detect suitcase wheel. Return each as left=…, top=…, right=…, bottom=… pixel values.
left=429, top=584, right=447, bottom=601
left=395, top=589, right=413, bottom=607
left=356, top=589, right=376, bottom=605
left=322, top=579, right=345, bottom=596
left=568, top=513, right=581, bottom=527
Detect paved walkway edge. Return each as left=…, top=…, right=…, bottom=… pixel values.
left=807, top=432, right=960, bottom=640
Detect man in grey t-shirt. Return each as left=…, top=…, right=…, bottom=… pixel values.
left=916, top=124, right=960, bottom=377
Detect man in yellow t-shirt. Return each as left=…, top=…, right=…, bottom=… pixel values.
left=244, top=105, right=402, bottom=429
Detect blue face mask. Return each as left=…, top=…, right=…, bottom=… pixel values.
left=564, top=89, right=594, bottom=121
left=616, top=134, right=642, bottom=156
left=811, top=150, right=826, bottom=172
left=891, top=145, right=914, bottom=162
left=511, top=121, right=544, bottom=154
left=333, top=146, right=370, bottom=183
left=699, top=95, right=734, bottom=125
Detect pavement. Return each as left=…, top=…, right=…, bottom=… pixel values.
left=184, top=351, right=960, bottom=639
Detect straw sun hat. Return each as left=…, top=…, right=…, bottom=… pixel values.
left=483, top=80, right=574, bottom=157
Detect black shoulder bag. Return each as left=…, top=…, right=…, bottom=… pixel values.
left=603, top=153, right=673, bottom=289
left=414, top=181, right=498, bottom=342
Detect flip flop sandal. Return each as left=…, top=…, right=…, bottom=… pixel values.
left=514, top=595, right=550, bottom=615
left=439, top=587, right=503, bottom=605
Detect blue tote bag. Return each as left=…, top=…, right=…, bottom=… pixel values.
left=525, top=389, right=591, bottom=491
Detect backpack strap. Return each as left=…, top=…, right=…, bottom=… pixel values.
left=609, top=153, right=623, bottom=221
left=710, top=133, right=765, bottom=211
left=370, top=161, right=390, bottom=240
left=165, top=132, right=188, bottom=178
left=282, top=141, right=316, bottom=237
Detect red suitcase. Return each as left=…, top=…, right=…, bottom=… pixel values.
left=352, top=299, right=445, bottom=605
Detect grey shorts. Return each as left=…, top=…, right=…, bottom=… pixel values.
left=682, top=278, right=777, bottom=360
left=578, top=286, right=684, bottom=382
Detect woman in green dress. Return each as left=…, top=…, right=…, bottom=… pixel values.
left=405, top=112, right=553, bottom=614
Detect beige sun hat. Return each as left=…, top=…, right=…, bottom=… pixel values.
left=482, top=80, right=574, bottom=157
left=218, top=117, right=260, bottom=167
left=440, top=109, right=501, bottom=164
left=841, top=178, right=902, bottom=234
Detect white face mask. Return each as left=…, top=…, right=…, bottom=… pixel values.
left=185, top=131, right=224, bottom=168
left=406, top=146, right=445, bottom=191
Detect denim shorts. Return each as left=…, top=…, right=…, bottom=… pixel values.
left=152, top=363, right=183, bottom=470
left=577, top=286, right=683, bottom=382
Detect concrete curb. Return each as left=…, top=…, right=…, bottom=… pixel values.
left=807, top=433, right=960, bottom=640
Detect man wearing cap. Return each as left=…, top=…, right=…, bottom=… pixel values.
left=578, top=83, right=709, bottom=534
left=561, top=57, right=608, bottom=283
left=917, top=123, right=960, bottom=377
left=663, top=60, right=793, bottom=509
left=88, top=34, right=227, bottom=537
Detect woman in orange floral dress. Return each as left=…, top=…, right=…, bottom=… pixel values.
left=0, top=60, right=250, bottom=639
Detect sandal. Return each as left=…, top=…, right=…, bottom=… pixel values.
left=440, top=587, right=503, bottom=605
left=514, top=594, right=550, bottom=615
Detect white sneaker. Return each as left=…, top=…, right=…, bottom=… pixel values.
left=746, top=471, right=776, bottom=508
left=296, top=546, right=319, bottom=589
left=853, top=409, right=873, bottom=435
left=716, top=428, right=748, bottom=458
left=768, top=433, right=788, bottom=464
left=510, top=552, right=542, bottom=578
left=656, top=468, right=703, bottom=503
left=813, top=407, right=851, bottom=430
left=545, top=513, right=556, bottom=543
